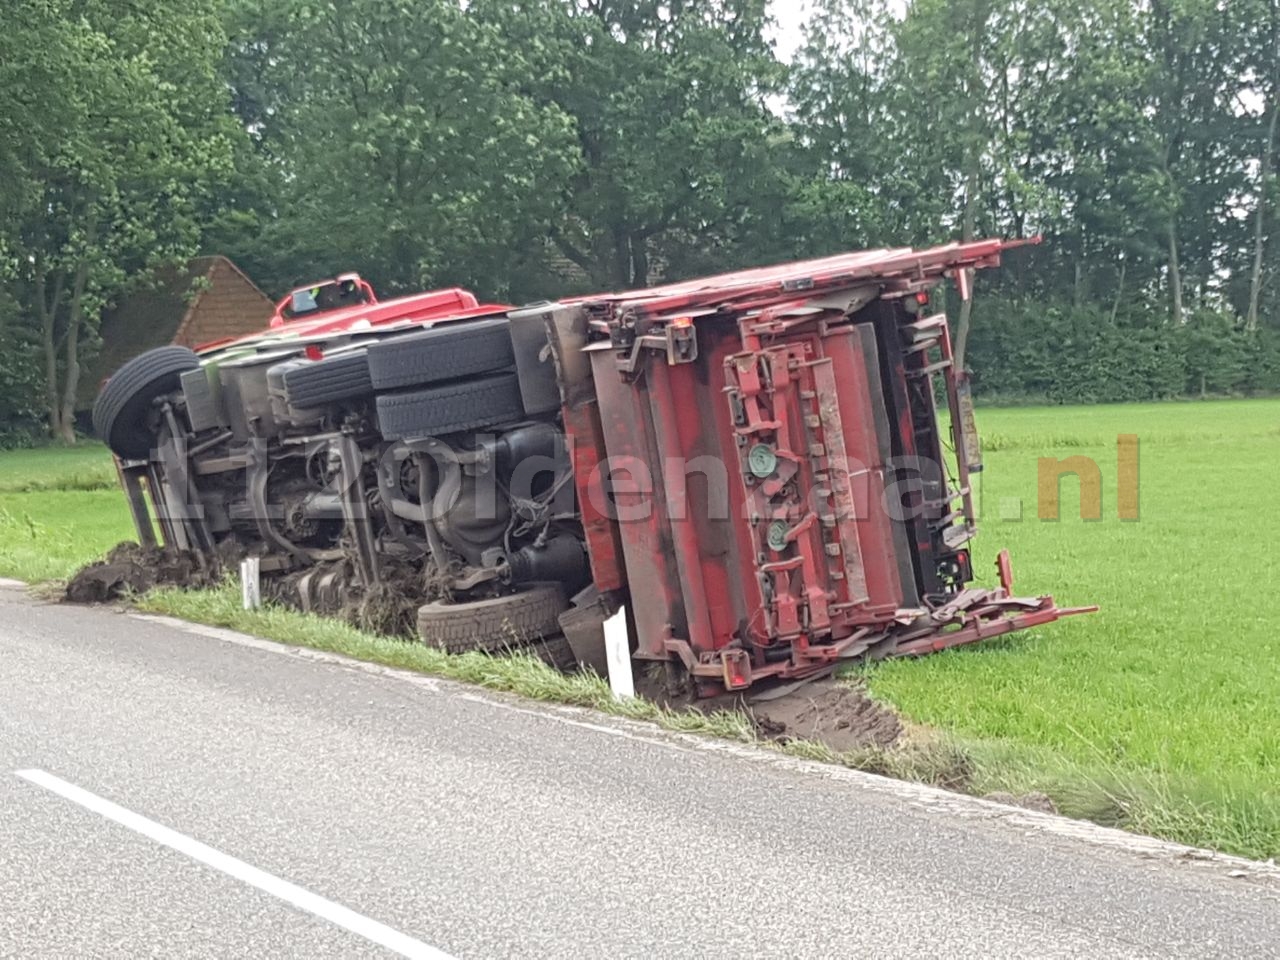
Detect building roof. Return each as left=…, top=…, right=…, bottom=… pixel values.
left=79, top=256, right=272, bottom=409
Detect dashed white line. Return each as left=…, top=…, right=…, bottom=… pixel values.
left=15, top=768, right=455, bottom=960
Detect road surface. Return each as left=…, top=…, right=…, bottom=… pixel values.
left=0, top=582, right=1277, bottom=958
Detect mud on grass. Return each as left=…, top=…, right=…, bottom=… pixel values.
left=65, top=542, right=223, bottom=603
left=747, top=681, right=904, bottom=754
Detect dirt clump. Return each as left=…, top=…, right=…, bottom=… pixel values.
left=350, top=578, right=422, bottom=638
left=65, top=542, right=220, bottom=603
left=631, top=669, right=905, bottom=755
left=746, top=680, right=903, bottom=753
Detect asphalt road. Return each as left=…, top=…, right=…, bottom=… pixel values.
left=0, top=583, right=1277, bottom=958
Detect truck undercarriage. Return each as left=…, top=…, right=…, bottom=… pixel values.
left=93, top=239, right=1093, bottom=697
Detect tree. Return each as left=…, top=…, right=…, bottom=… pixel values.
left=1240, top=0, right=1280, bottom=331
left=475, top=0, right=790, bottom=289
left=896, top=0, right=999, bottom=371
left=3, top=0, right=236, bottom=442
left=786, top=0, right=900, bottom=255
left=219, top=0, right=581, bottom=299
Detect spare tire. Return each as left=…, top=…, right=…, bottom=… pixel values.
left=367, top=317, right=514, bottom=391
left=279, top=350, right=373, bottom=408
left=376, top=372, right=525, bottom=439
left=92, top=346, right=201, bottom=459
left=418, top=584, right=567, bottom=654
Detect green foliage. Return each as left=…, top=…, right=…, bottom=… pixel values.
left=2, top=0, right=1279, bottom=419
left=788, top=0, right=1280, bottom=385
left=478, top=0, right=791, bottom=287
left=967, top=297, right=1280, bottom=404
left=0, top=292, right=43, bottom=447
left=219, top=0, right=581, bottom=298
left=0, top=0, right=239, bottom=441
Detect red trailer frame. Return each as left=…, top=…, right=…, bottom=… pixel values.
left=567, top=238, right=1094, bottom=695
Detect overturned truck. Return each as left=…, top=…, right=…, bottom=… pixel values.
left=93, top=239, right=1092, bottom=697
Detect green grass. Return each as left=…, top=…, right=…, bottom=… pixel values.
left=865, top=397, right=1280, bottom=858
left=2, top=402, right=1279, bottom=859
left=0, top=444, right=134, bottom=581
left=134, top=582, right=972, bottom=788
left=137, top=583, right=760, bottom=733
left=0, top=443, right=120, bottom=492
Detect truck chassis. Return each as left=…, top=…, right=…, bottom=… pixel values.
left=93, top=239, right=1093, bottom=696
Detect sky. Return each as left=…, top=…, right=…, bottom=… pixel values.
left=767, top=0, right=811, bottom=61
left=767, top=1, right=910, bottom=61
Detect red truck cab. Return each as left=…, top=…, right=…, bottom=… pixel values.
left=271, top=273, right=379, bottom=326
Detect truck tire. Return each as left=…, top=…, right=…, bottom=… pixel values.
left=367, top=317, right=514, bottom=391
left=92, top=346, right=201, bottom=459
left=417, top=584, right=567, bottom=654
left=280, top=350, right=373, bottom=408
left=375, top=373, right=525, bottom=439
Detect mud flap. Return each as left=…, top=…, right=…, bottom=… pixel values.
left=557, top=590, right=617, bottom=679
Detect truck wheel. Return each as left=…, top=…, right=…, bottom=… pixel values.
left=418, top=584, right=567, bottom=654
left=279, top=350, right=373, bottom=408
left=376, top=372, right=525, bottom=439
left=92, top=346, right=201, bottom=459
left=366, top=317, right=514, bottom=391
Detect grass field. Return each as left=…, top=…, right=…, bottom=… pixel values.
left=867, top=398, right=1280, bottom=857
left=1, top=398, right=1278, bottom=858
left=0, top=445, right=132, bottom=582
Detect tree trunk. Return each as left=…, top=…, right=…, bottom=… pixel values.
left=629, top=232, right=649, bottom=287
left=612, top=226, right=632, bottom=289
left=42, top=310, right=60, bottom=440
left=1167, top=218, right=1185, bottom=324
left=35, top=267, right=65, bottom=442
left=1247, top=100, right=1278, bottom=332
left=954, top=0, right=989, bottom=376
left=1109, top=260, right=1127, bottom=325
left=57, top=261, right=90, bottom=445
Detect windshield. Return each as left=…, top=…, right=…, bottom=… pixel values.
left=289, top=287, right=320, bottom=317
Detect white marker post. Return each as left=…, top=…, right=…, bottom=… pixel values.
left=602, top=604, right=634, bottom=700
left=240, top=556, right=261, bottom=610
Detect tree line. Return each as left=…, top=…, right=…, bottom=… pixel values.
left=2, top=0, right=1278, bottom=444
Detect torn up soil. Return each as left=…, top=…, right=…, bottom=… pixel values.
left=65, top=542, right=223, bottom=603
left=744, top=680, right=904, bottom=753
left=631, top=664, right=905, bottom=755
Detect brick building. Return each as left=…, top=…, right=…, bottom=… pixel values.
left=78, top=256, right=273, bottom=412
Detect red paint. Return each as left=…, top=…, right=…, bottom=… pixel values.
left=195, top=285, right=502, bottom=353
left=572, top=236, right=1091, bottom=691
left=181, top=236, right=1087, bottom=694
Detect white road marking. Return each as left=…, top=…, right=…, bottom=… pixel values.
left=14, top=769, right=455, bottom=960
